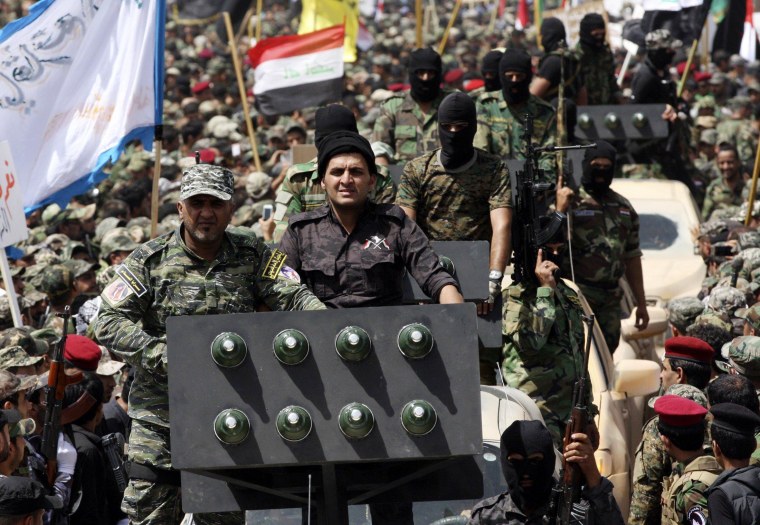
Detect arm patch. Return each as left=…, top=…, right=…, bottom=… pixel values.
left=115, top=265, right=148, bottom=297
left=262, top=249, right=287, bottom=280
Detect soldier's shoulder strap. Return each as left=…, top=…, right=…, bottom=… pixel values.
left=373, top=203, right=405, bottom=222
left=130, top=232, right=172, bottom=265
left=289, top=204, right=329, bottom=226
left=531, top=95, right=556, bottom=113
left=381, top=93, right=410, bottom=111
left=225, top=227, right=261, bottom=250
left=286, top=160, right=318, bottom=181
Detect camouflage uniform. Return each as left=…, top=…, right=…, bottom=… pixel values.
left=94, top=226, right=325, bottom=521
left=0, top=346, right=43, bottom=371
left=715, top=336, right=760, bottom=441
left=371, top=90, right=453, bottom=162
left=501, top=280, right=586, bottom=447
left=702, top=178, right=750, bottom=221
left=629, top=385, right=708, bottom=525
left=396, top=149, right=512, bottom=241
left=272, top=159, right=397, bottom=242
left=661, top=454, right=722, bottom=525
left=563, top=187, right=642, bottom=353
left=474, top=93, right=557, bottom=183
left=735, top=121, right=759, bottom=171
left=576, top=41, right=620, bottom=105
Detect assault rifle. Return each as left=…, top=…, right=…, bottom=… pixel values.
left=546, top=313, right=596, bottom=525
left=40, top=306, right=82, bottom=484
left=511, top=114, right=594, bottom=284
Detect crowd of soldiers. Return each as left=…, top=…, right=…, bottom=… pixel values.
left=0, top=0, right=760, bottom=524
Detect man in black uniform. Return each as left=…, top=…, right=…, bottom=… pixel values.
left=531, top=17, right=586, bottom=104
left=278, top=130, right=463, bottom=308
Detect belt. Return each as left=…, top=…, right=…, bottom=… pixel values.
left=126, top=461, right=181, bottom=487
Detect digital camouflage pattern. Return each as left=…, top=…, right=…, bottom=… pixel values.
left=179, top=164, right=234, bottom=201
left=272, top=159, right=397, bottom=242
left=371, top=90, right=453, bottom=162
left=702, top=178, right=749, bottom=221
left=94, top=226, right=325, bottom=430
left=0, top=345, right=42, bottom=370
left=501, top=280, right=586, bottom=447
left=668, top=297, right=706, bottom=333
left=473, top=93, right=558, bottom=183
left=662, top=455, right=721, bottom=525
left=396, top=149, right=512, bottom=241
left=576, top=42, right=620, bottom=105
left=629, top=384, right=709, bottom=525
left=706, top=285, right=747, bottom=319
left=735, top=121, right=759, bottom=171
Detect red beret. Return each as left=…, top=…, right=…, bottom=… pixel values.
left=64, top=335, right=102, bottom=372
left=198, top=48, right=214, bottom=60
left=675, top=61, right=696, bottom=76
left=654, top=395, right=707, bottom=426
left=387, top=82, right=408, bottom=92
left=191, top=81, right=210, bottom=94
left=664, top=336, right=714, bottom=363
left=198, top=149, right=216, bottom=164
left=444, top=68, right=463, bottom=83
left=464, top=79, right=485, bottom=92
left=694, top=71, right=712, bottom=83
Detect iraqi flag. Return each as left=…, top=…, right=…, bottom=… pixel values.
left=248, top=25, right=345, bottom=116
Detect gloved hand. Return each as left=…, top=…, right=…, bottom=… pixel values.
left=56, top=433, right=77, bottom=475
left=487, top=271, right=503, bottom=304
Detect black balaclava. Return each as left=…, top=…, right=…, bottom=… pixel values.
left=500, top=420, right=555, bottom=510
left=438, top=93, right=477, bottom=170
left=408, top=48, right=442, bottom=103
left=314, top=104, right=358, bottom=148
left=647, top=48, right=676, bottom=71
left=581, top=139, right=617, bottom=196
left=499, top=49, right=532, bottom=105
left=540, top=17, right=566, bottom=53
left=481, top=50, right=504, bottom=92
left=579, top=13, right=606, bottom=49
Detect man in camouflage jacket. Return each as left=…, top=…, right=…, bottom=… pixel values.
left=94, top=165, right=325, bottom=525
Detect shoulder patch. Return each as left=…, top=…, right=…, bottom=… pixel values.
left=686, top=505, right=707, bottom=525
left=103, top=278, right=134, bottom=305
left=115, top=265, right=148, bottom=297
left=262, top=249, right=287, bottom=280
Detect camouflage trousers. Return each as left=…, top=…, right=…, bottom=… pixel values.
left=125, top=419, right=244, bottom=525
left=576, top=283, right=623, bottom=353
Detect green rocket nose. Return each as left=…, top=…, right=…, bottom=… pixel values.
left=276, top=405, right=312, bottom=441
left=210, top=332, right=248, bottom=367
left=273, top=329, right=310, bottom=365
left=338, top=402, right=375, bottom=439
left=438, top=255, right=455, bottom=275
left=397, top=323, right=433, bottom=359
left=401, top=400, right=437, bottom=436
left=335, top=326, right=372, bottom=362
left=213, top=408, right=250, bottom=445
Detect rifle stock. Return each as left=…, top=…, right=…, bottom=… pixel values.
left=40, top=306, right=80, bottom=485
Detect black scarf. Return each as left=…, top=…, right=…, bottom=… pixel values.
left=581, top=140, right=617, bottom=196
left=408, top=48, right=442, bottom=103
left=499, top=49, right=532, bottom=105
left=438, top=93, right=477, bottom=170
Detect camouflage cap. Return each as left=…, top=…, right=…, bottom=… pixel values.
left=694, top=96, right=717, bottom=110
left=53, top=204, right=96, bottom=225
left=0, top=370, right=36, bottom=400
left=645, top=29, right=682, bottom=50
left=736, top=303, right=760, bottom=333
left=63, top=259, right=97, bottom=279
left=668, top=297, right=706, bottom=332
left=245, top=171, right=271, bottom=200
left=126, top=151, right=152, bottom=173
left=648, top=383, right=708, bottom=409
left=739, top=247, right=760, bottom=272
left=692, top=311, right=732, bottom=332
left=707, top=286, right=747, bottom=318
left=40, top=204, right=62, bottom=225
left=716, top=335, right=760, bottom=378
left=737, top=230, right=760, bottom=250
left=699, top=129, right=718, bottom=145
left=19, top=288, right=46, bottom=309
left=180, top=164, right=234, bottom=201
left=94, top=217, right=123, bottom=244
left=100, top=229, right=139, bottom=258
left=60, top=241, right=87, bottom=261
left=0, top=346, right=42, bottom=370
left=38, top=264, right=73, bottom=301
left=96, top=351, right=125, bottom=376
left=0, top=328, right=48, bottom=357
left=96, top=265, right=118, bottom=293
left=728, top=95, right=752, bottom=110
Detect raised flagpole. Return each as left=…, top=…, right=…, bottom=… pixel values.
left=151, top=0, right=167, bottom=239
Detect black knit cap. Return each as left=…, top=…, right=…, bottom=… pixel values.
left=481, top=50, right=504, bottom=75
left=317, top=131, right=377, bottom=177
left=499, top=49, right=532, bottom=76
left=710, top=403, right=760, bottom=435
left=314, top=104, right=358, bottom=148
left=580, top=13, right=605, bottom=33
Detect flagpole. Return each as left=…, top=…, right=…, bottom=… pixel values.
left=225, top=12, right=262, bottom=172
left=235, top=7, right=254, bottom=47
left=0, top=252, right=22, bottom=328
left=416, top=0, right=423, bottom=48
left=745, top=139, right=760, bottom=226
left=535, top=0, right=542, bottom=48
left=438, top=0, right=462, bottom=54
left=256, top=0, right=263, bottom=41
left=151, top=0, right=167, bottom=239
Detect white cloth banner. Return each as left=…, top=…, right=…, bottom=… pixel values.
left=0, top=0, right=159, bottom=210
left=642, top=0, right=703, bottom=11
left=0, top=142, right=29, bottom=247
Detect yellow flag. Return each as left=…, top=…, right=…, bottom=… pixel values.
left=298, top=0, right=358, bottom=62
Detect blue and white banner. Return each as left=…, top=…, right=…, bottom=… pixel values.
left=0, top=0, right=165, bottom=211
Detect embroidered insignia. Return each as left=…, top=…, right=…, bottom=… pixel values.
left=279, top=265, right=301, bottom=283
left=686, top=506, right=706, bottom=525
left=115, top=265, right=147, bottom=297
left=103, top=279, right=134, bottom=305
left=361, top=235, right=390, bottom=250
left=262, top=249, right=287, bottom=280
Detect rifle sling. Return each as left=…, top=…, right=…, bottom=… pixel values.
left=61, top=392, right=98, bottom=425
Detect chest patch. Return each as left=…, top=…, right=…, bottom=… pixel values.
left=361, top=236, right=390, bottom=250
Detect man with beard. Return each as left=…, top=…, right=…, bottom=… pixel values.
left=575, top=13, right=620, bottom=105
left=475, top=49, right=558, bottom=183
left=396, top=92, right=512, bottom=383
left=372, top=48, right=450, bottom=162
left=531, top=18, right=587, bottom=104
left=469, top=50, right=504, bottom=101
left=556, top=141, right=649, bottom=353
left=702, top=144, right=752, bottom=221
left=467, top=420, right=624, bottom=524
